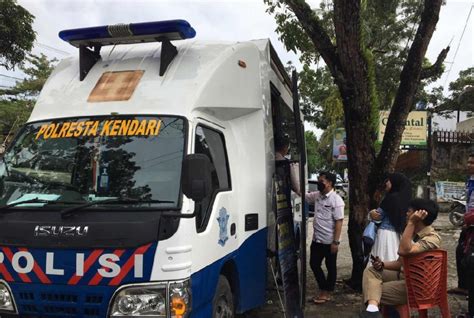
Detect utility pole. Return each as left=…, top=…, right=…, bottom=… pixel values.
left=426, top=113, right=432, bottom=200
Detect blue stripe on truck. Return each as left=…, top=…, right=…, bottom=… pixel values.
left=190, top=228, right=268, bottom=317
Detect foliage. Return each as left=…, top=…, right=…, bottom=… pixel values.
left=4, top=54, right=58, bottom=97
left=299, top=65, right=342, bottom=129
left=0, top=0, right=36, bottom=70
left=305, top=130, right=327, bottom=173
left=291, top=1, right=434, bottom=169
left=432, top=67, right=474, bottom=117
left=268, top=0, right=444, bottom=131
left=0, top=54, right=57, bottom=144
left=0, top=100, right=32, bottom=137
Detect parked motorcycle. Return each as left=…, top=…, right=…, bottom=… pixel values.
left=449, top=195, right=466, bottom=227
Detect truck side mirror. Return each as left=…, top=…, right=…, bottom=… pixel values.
left=181, top=154, right=213, bottom=203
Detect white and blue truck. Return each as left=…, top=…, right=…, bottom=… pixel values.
left=0, top=20, right=307, bottom=317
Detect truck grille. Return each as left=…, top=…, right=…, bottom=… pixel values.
left=12, top=283, right=115, bottom=318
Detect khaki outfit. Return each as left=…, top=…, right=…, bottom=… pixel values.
left=362, top=226, right=441, bottom=305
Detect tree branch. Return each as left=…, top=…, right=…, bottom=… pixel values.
left=420, top=46, right=450, bottom=80
left=283, top=0, right=346, bottom=86
left=375, top=0, right=443, bottom=175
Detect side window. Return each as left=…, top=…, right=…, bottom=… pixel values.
left=271, top=84, right=300, bottom=160
left=194, top=125, right=231, bottom=231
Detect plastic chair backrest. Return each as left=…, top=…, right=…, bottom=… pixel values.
left=402, top=249, right=448, bottom=311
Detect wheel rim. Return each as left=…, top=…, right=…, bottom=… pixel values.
left=215, top=295, right=233, bottom=318
left=453, top=212, right=464, bottom=226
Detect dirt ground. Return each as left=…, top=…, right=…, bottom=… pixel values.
left=246, top=212, right=468, bottom=318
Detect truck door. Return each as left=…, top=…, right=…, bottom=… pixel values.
left=270, top=82, right=305, bottom=316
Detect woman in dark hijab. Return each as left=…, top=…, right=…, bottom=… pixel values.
left=368, top=172, right=412, bottom=262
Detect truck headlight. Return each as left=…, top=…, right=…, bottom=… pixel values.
left=110, top=284, right=167, bottom=317
left=109, top=280, right=191, bottom=317
left=0, top=282, right=15, bottom=312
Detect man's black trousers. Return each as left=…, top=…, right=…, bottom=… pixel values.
left=310, top=241, right=338, bottom=292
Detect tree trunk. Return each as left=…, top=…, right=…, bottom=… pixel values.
left=375, top=0, right=443, bottom=176
left=345, top=117, right=375, bottom=291
left=333, top=0, right=376, bottom=290
left=281, top=0, right=444, bottom=290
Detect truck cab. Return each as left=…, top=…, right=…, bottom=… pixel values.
left=0, top=20, right=306, bottom=318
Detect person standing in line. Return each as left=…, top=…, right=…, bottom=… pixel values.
left=306, top=171, right=345, bottom=304
left=368, top=173, right=412, bottom=263
left=453, top=152, right=474, bottom=318
left=450, top=153, right=474, bottom=296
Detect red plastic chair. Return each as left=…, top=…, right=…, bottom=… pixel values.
left=382, top=250, right=451, bottom=318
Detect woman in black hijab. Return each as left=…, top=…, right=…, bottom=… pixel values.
left=369, top=172, right=412, bottom=262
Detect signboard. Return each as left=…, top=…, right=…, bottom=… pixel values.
left=35, top=119, right=162, bottom=140
left=332, top=128, right=347, bottom=161
left=435, top=181, right=465, bottom=202
left=378, top=111, right=427, bottom=146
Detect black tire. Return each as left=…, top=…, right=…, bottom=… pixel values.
left=449, top=204, right=465, bottom=227
left=212, top=275, right=234, bottom=318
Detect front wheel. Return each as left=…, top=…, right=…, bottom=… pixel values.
left=449, top=204, right=465, bottom=227
left=212, top=275, right=234, bottom=318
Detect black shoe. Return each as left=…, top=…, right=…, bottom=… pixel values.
left=355, top=310, right=383, bottom=318
left=344, top=278, right=362, bottom=292
left=448, top=287, right=469, bottom=296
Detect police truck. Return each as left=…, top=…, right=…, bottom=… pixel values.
left=0, top=20, right=306, bottom=318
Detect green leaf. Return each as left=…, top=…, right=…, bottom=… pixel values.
left=0, top=0, right=36, bottom=70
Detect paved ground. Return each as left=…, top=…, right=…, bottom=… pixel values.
left=245, top=213, right=468, bottom=318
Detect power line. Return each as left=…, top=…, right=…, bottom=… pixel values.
left=0, top=74, right=23, bottom=81
left=443, top=4, right=473, bottom=88
left=35, top=42, right=71, bottom=56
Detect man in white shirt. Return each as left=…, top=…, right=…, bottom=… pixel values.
left=306, top=171, right=345, bottom=304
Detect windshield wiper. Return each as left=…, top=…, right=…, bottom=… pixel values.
left=61, top=198, right=175, bottom=218
left=0, top=198, right=85, bottom=213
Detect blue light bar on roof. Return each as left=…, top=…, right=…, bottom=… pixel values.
left=59, top=19, right=196, bottom=47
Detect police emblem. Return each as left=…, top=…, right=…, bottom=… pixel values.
left=217, top=207, right=230, bottom=246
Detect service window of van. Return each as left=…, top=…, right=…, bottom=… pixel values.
left=194, top=125, right=231, bottom=231
left=271, top=87, right=300, bottom=160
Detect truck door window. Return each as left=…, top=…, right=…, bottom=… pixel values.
left=194, top=125, right=231, bottom=232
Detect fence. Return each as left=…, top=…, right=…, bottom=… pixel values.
left=431, top=130, right=474, bottom=183
left=434, top=130, right=474, bottom=144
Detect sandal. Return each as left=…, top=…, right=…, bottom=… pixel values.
left=312, top=296, right=331, bottom=304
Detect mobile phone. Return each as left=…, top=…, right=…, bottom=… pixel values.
left=370, top=254, right=377, bottom=261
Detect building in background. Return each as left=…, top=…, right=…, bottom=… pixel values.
left=456, top=117, right=474, bottom=132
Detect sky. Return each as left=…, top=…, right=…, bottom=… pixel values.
left=1, top=0, right=473, bottom=132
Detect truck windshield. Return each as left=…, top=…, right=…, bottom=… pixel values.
left=0, top=116, right=186, bottom=210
